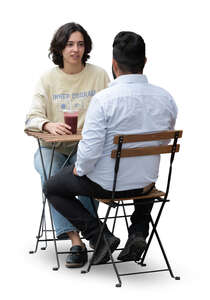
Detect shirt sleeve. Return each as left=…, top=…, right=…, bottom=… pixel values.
left=75, top=95, right=106, bottom=176
left=24, top=79, right=50, bottom=132
left=162, top=95, right=178, bottom=145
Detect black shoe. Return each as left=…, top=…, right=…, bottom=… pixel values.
left=117, top=232, right=147, bottom=262
left=65, top=244, right=88, bottom=268
left=89, top=241, right=95, bottom=250
left=91, top=231, right=120, bottom=265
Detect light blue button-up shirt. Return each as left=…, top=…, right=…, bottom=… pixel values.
left=75, top=74, right=177, bottom=191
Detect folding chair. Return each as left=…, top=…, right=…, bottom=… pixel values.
left=82, top=130, right=183, bottom=287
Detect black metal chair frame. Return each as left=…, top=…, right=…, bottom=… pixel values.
left=81, top=130, right=182, bottom=287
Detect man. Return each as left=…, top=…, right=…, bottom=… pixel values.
left=44, top=31, right=177, bottom=265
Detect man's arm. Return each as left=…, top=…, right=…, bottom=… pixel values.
left=75, top=96, right=106, bottom=176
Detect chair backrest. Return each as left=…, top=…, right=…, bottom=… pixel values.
left=111, top=130, right=183, bottom=158
left=110, top=130, right=183, bottom=199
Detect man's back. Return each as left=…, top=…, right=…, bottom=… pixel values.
left=76, top=74, right=177, bottom=191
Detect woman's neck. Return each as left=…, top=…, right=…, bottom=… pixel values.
left=62, top=63, right=84, bottom=75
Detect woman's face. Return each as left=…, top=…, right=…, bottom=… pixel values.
left=62, top=31, right=85, bottom=66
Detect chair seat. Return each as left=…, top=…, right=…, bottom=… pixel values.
left=95, top=188, right=165, bottom=204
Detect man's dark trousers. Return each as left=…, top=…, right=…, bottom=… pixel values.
left=43, top=165, right=153, bottom=242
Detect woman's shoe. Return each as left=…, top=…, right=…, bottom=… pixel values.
left=65, top=244, right=88, bottom=268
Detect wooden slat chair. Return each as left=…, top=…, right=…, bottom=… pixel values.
left=82, top=130, right=183, bottom=287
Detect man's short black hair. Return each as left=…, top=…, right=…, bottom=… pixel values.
left=49, top=22, right=92, bottom=68
left=113, top=31, right=146, bottom=73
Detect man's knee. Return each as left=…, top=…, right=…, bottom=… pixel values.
left=43, top=178, right=55, bottom=199
left=43, top=174, right=61, bottom=200
left=42, top=181, right=49, bottom=198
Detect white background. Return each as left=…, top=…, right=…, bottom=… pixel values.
left=1, top=0, right=209, bottom=298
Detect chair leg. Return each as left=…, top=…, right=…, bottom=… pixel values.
left=39, top=193, right=48, bottom=250
left=47, top=200, right=60, bottom=271
left=29, top=196, right=47, bottom=254
left=140, top=200, right=166, bottom=265
left=139, top=203, right=180, bottom=280
left=149, top=217, right=180, bottom=280
left=40, top=210, right=48, bottom=250
left=82, top=205, right=112, bottom=273
left=121, top=201, right=130, bottom=233
left=29, top=194, right=61, bottom=271
left=81, top=205, right=122, bottom=286
left=103, top=234, right=122, bottom=287
left=111, top=205, right=119, bottom=234
left=38, top=204, right=44, bottom=239
left=30, top=141, right=69, bottom=270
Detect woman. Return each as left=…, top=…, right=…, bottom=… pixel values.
left=25, top=22, right=110, bottom=268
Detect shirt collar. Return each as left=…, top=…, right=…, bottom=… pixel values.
left=109, top=74, right=148, bottom=87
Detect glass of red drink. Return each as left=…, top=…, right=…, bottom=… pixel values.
left=64, top=111, right=78, bottom=134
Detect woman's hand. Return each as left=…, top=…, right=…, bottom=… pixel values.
left=43, top=122, right=72, bottom=135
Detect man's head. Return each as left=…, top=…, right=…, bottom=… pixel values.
left=49, top=22, right=92, bottom=68
left=112, top=31, right=146, bottom=78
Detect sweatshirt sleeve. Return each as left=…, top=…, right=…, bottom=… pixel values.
left=24, top=79, right=50, bottom=131
left=104, top=70, right=110, bottom=88
left=75, top=95, right=106, bottom=176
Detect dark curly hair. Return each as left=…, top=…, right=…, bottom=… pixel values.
left=113, top=31, right=146, bottom=73
left=49, top=22, right=92, bottom=68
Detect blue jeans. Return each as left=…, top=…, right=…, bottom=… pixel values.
left=34, top=147, right=99, bottom=239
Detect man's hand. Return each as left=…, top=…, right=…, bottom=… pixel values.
left=73, top=167, right=78, bottom=176
left=43, top=122, right=72, bottom=135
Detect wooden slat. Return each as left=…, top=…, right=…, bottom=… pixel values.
left=25, top=131, right=50, bottom=138
left=96, top=189, right=165, bottom=203
left=43, top=134, right=82, bottom=142
left=25, top=130, right=82, bottom=143
left=111, top=144, right=180, bottom=158
left=113, top=130, right=183, bottom=144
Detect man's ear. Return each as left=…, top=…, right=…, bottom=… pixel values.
left=112, top=59, right=119, bottom=76
left=112, top=59, right=117, bottom=71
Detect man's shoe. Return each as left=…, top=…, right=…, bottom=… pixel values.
left=65, top=244, right=88, bottom=268
left=89, top=241, right=95, bottom=250
left=117, top=232, right=147, bottom=262
left=91, top=231, right=120, bottom=265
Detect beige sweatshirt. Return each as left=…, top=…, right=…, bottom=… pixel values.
left=25, top=63, right=110, bottom=154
